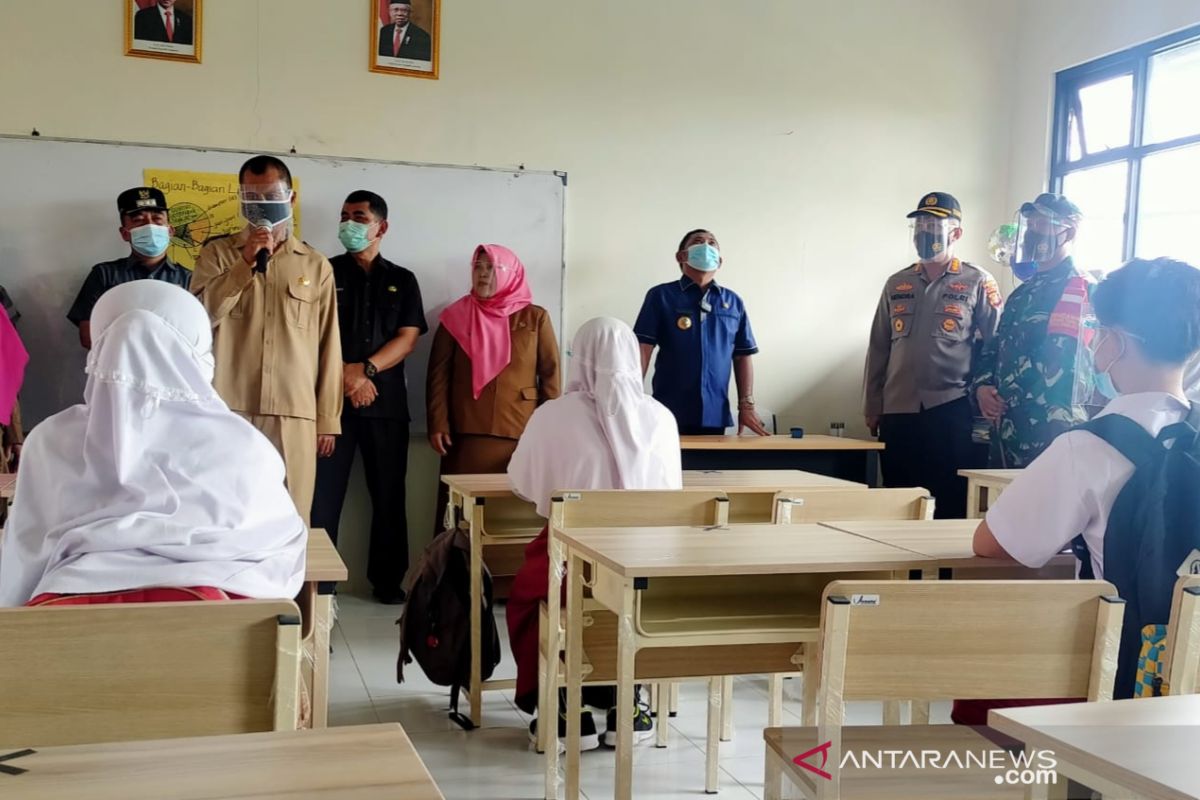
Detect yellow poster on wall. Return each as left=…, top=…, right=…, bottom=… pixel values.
left=142, top=168, right=302, bottom=270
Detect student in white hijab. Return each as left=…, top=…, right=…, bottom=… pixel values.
left=505, top=316, right=681, bottom=748
left=0, top=281, right=307, bottom=606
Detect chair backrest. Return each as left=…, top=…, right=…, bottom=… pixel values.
left=0, top=600, right=302, bottom=748
left=550, top=490, right=729, bottom=530
left=1168, top=574, right=1200, bottom=694
left=774, top=487, right=933, bottom=524
left=815, top=580, right=1124, bottom=724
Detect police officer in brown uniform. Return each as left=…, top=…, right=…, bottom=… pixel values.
left=192, top=156, right=342, bottom=523
left=863, top=192, right=1002, bottom=518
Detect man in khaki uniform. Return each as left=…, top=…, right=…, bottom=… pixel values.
left=192, top=156, right=342, bottom=522
left=863, top=192, right=1002, bottom=518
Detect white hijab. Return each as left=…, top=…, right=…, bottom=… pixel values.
left=0, top=281, right=306, bottom=605
left=509, top=317, right=682, bottom=517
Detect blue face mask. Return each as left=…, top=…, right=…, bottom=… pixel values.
left=1094, top=369, right=1118, bottom=401
left=1010, top=260, right=1038, bottom=282
left=129, top=223, right=170, bottom=258
left=686, top=243, right=721, bottom=272
left=1091, top=330, right=1122, bottom=400
left=338, top=220, right=374, bottom=253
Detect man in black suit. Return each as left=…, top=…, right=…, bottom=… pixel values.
left=377, top=1, right=432, bottom=61
left=134, top=0, right=193, bottom=46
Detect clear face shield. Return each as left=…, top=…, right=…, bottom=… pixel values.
left=1009, top=210, right=1075, bottom=282
left=909, top=216, right=957, bottom=263
left=239, top=182, right=294, bottom=238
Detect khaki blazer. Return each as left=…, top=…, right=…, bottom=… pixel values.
left=426, top=305, right=560, bottom=440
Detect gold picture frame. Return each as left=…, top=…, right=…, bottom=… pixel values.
left=124, top=0, right=203, bottom=65
left=369, top=0, right=440, bottom=80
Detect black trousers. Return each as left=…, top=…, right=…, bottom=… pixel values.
left=311, top=415, right=411, bottom=593
left=878, top=396, right=980, bottom=519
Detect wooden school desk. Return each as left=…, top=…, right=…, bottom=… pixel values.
left=680, top=434, right=884, bottom=485
left=557, top=523, right=942, bottom=800
left=303, top=529, right=348, bottom=729
left=990, top=695, right=1200, bottom=800
left=816, top=518, right=1076, bottom=577
left=957, top=468, right=1020, bottom=518
left=0, top=723, right=445, bottom=800
left=439, top=469, right=867, bottom=727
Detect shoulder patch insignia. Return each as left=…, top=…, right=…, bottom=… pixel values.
left=985, top=280, right=1002, bottom=308
left=895, top=282, right=914, bottom=292
left=941, top=317, right=958, bottom=333
left=893, top=318, right=905, bottom=334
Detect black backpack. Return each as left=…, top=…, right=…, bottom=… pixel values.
left=1073, top=403, right=1200, bottom=699
left=397, top=525, right=501, bottom=729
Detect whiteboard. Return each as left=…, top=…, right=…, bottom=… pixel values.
left=0, top=135, right=565, bottom=429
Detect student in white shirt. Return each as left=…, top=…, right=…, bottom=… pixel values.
left=973, top=257, right=1200, bottom=577
left=959, top=258, right=1200, bottom=725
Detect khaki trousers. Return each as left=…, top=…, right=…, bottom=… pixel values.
left=241, top=413, right=317, bottom=525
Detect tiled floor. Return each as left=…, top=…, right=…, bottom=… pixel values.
left=329, top=594, right=951, bottom=799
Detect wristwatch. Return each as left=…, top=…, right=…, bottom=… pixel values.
left=363, top=359, right=379, bottom=378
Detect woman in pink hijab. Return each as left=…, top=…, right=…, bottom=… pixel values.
left=426, top=245, right=560, bottom=529
left=0, top=286, right=28, bottom=482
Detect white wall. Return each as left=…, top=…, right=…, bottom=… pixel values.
left=0, top=1, right=1023, bottom=588
left=1003, top=0, right=1200, bottom=285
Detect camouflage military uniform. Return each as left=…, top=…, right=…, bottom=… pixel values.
left=972, top=258, right=1095, bottom=468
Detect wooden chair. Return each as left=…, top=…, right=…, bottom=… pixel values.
left=769, top=487, right=934, bottom=727
left=541, top=490, right=729, bottom=798
left=0, top=600, right=303, bottom=748
left=1166, top=575, right=1200, bottom=695
left=470, top=493, right=544, bottom=599
left=763, top=579, right=1125, bottom=800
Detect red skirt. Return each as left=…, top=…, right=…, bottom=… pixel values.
left=506, top=525, right=551, bottom=714
left=26, top=586, right=245, bottom=606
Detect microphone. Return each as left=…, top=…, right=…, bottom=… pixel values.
left=254, top=221, right=272, bottom=274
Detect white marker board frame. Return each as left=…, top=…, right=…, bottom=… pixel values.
left=0, top=135, right=566, bottom=430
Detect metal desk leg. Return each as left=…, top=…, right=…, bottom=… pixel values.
left=614, top=579, right=637, bottom=800
left=706, top=676, right=722, bottom=793
left=966, top=480, right=982, bottom=519
left=720, top=675, right=734, bottom=741
left=564, top=552, right=585, bottom=800
left=310, top=586, right=334, bottom=729
left=866, top=450, right=881, bottom=487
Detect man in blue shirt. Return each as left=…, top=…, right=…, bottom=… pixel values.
left=634, top=229, right=769, bottom=436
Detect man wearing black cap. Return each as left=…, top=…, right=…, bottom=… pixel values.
left=864, top=192, right=1002, bottom=517
left=973, top=192, right=1095, bottom=468
left=67, top=187, right=189, bottom=350
left=377, top=1, right=432, bottom=61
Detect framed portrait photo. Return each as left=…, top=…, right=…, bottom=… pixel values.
left=125, top=0, right=202, bottom=64
left=370, top=0, right=440, bottom=80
